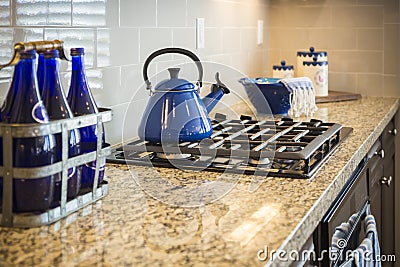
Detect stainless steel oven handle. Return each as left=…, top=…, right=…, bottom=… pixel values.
left=380, top=176, right=392, bottom=187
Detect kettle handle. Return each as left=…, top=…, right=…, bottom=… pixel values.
left=143, top=47, right=203, bottom=90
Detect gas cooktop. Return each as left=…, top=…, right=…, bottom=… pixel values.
left=107, top=114, right=352, bottom=179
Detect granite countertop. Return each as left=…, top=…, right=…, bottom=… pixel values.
left=0, top=97, right=399, bottom=267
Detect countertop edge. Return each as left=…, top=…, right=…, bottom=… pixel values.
left=267, top=98, right=400, bottom=267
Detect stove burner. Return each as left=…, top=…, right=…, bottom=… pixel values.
left=248, top=157, right=271, bottom=166
left=156, top=153, right=192, bottom=160
left=107, top=114, right=353, bottom=179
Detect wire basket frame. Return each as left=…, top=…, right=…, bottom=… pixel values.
left=0, top=108, right=112, bottom=227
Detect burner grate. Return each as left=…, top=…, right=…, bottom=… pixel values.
left=107, top=114, right=352, bottom=178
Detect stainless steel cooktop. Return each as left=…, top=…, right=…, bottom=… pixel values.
left=107, top=113, right=352, bottom=179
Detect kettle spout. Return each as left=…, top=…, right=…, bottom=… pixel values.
left=202, top=72, right=230, bottom=113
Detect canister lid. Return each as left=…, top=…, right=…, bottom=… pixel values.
left=273, top=60, right=294, bottom=71
left=297, top=46, right=327, bottom=58
left=303, top=56, right=328, bottom=66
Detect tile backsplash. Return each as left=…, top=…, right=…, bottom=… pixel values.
left=0, top=0, right=399, bottom=145
left=0, top=0, right=269, bottom=145
left=268, top=0, right=400, bottom=98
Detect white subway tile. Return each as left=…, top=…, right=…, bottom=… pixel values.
left=238, top=3, right=260, bottom=28
left=384, top=24, right=399, bottom=75
left=330, top=51, right=383, bottom=73
left=72, top=0, right=106, bottom=26
left=48, top=0, right=72, bottom=25
left=44, top=28, right=96, bottom=68
left=212, top=1, right=240, bottom=28
left=0, top=28, right=14, bottom=79
left=104, top=102, right=135, bottom=145
left=121, top=98, right=148, bottom=142
left=104, top=0, right=119, bottom=27
left=241, top=28, right=258, bottom=52
left=328, top=72, right=357, bottom=93
left=383, top=0, right=399, bottom=23
left=384, top=75, right=400, bottom=97
left=101, top=27, right=140, bottom=67
left=357, top=28, right=383, bottom=51
left=308, top=28, right=357, bottom=50
left=357, top=73, right=383, bottom=96
left=157, top=0, right=186, bottom=27
left=0, top=0, right=10, bottom=25
left=121, top=63, right=150, bottom=103
left=16, top=0, right=72, bottom=26
left=13, top=28, right=44, bottom=43
left=202, top=27, right=222, bottom=54
left=97, top=28, right=111, bottom=67
left=269, top=4, right=332, bottom=28
left=187, top=0, right=214, bottom=27
left=172, top=28, right=196, bottom=51
left=120, top=0, right=156, bottom=27
left=0, top=79, right=10, bottom=104
left=221, top=28, right=241, bottom=53
left=15, top=0, right=47, bottom=25
left=140, top=28, right=173, bottom=63
left=91, top=66, right=121, bottom=107
left=332, top=5, right=383, bottom=27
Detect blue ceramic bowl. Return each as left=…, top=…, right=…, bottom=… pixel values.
left=240, top=78, right=291, bottom=115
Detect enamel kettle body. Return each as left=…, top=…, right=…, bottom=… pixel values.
left=138, top=48, right=229, bottom=143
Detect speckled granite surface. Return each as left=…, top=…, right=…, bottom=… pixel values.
left=0, top=97, right=398, bottom=267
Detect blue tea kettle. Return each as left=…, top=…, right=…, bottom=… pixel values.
left=138, top=48, right=230, bottom=143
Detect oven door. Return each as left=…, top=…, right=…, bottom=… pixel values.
left=314, top=160, right=369, bottom=266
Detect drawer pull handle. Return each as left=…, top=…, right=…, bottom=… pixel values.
left=388, top=128, right=397, bottom=136
left=380, top=176, right=392, bottom=187
left=374, top=149, right=385, bottom=159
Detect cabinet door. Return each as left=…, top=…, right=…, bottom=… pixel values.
left=381, top=154, right=395, bottom=266
left=381, top=117, right=396, bottom=267
left=369, top=158, right=383, bottom=244
left=382, top=119, right=396, bottom=159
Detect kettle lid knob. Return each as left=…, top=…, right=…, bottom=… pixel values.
left=168, top=68, right=180, bottom=79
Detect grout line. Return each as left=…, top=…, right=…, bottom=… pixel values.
left=118, top=0, right=121, bottom=27
left=138, top=28, right=141, bottom=63
left=8, top=0, right=11, bottom=26
left=10, top=0, right=16, bottom=26
left=93, top=28, right=98, bottom=68
left=70, top=0, right=73, bottom=26
left=155, top=0, right=158, bottom=27
left=185, top=0, right=188, bottom=27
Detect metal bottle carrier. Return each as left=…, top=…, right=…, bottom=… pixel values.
left=0, top=40, right=112, bottom=227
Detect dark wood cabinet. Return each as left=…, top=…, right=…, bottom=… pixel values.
left=368, top=114, right=398, bottom=266
left=314, top=111, right=398, bottom=267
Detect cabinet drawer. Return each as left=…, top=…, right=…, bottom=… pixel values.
left=369, top=158, right=383, bottom=199
left=367, top=138, right=383, bottom=177
left=382, top=119, right=396, bottom=150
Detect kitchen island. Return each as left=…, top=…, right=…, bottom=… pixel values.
left=0, top=97, right=399, bottom=267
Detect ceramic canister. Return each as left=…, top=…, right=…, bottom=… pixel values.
left=303, top=57, right=328, bottom=97
left=296, top=47, right=327, bottom=77
left=272, top=60, right=294, bottom=79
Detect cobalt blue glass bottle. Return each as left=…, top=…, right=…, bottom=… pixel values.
left=0, top=62, right=21, bottom=209
left=10, top=49, right=56, bottom=212
left=0, top=111, right=2, bottom=210
left=67, top=48, right=105, bottom=189
left=37, top=52, right=45, bottom=95
left=1, top=63, right=21, bottom=122
left=41, top=50, right=81, bottom=203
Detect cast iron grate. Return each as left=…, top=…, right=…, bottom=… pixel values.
left=107, top=114, right=352, bottom=178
